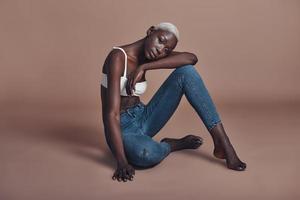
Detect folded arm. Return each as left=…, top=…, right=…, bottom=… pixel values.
left=141, top=51, right=198, bottom=71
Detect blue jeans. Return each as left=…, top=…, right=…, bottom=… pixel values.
left=105, top=64, right=221, bottom=168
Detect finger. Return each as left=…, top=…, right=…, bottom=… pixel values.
left=117, top=170, right=122, bottom=182
left=133, top=74, right=138, bottom=90
left=121, top=169, right=128, bottom=182
left=125, top=79, right=129, bottom=95
left=130, top=167, right=135, bottom=175
left=126, top=167, right=134, bottom=181
left=126, top=79, right=130, bottom=95
left=127, top=167, right=134, bottom=175
left=112, top=171, right=118, bottom=180
left=131, top=75, right=135, bottom=93
left=129, top=78, right=133, bottom=95
left=130, top=76, right=134, bottom=90
left=128, top=173, right=134, bottom=181
left=131, top=78, right=136, bottom=92
left=123, top=169, right=131, bottom=180
left=117, top=176, right=122, bottom=182
left=127, top=79, right=133, bottom=96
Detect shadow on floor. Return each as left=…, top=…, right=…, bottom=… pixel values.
left=180, top=149, right=226, bottom=168
left=41, top=123, right=116, bottom=169
left=3, top=111, right=116, bottom=169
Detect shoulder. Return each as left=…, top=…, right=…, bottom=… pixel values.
left=108, top=48, right=126, bottom=63
left=105, top=48, right=126, bottom=75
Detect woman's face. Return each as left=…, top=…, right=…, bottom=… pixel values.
left=144, top=27, right=178, bottom=61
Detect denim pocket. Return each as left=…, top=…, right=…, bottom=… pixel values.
left=120, top=112, right=135, bottom=128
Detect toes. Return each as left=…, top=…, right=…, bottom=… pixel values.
left=184, top=135, right=203, bottom=149
left=191, top=136, right=203, bottom=145
left=192, top=138, right=203, bottom=149
left=228, top=162, right=247, bottom=171
left=236, top=164, right=246, bottom=171
left=240, top=162, right=247, bottom=169
left=195, top=137, right=203, bottom=144
left=186, top=135, right=203, bottom=142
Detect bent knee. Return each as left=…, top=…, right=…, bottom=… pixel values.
left=172, top=64, right=197, bottom=76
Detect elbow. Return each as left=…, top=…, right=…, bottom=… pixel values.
left=104, top=111, right=120, bottom=123
left=190, top=53, right=198, bottom=65
left=108, top=111, right=120, bottom=119
left=186, top=53, right=198, bottom=65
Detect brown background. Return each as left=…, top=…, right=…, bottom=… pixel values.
left=1, top=0, right=299, bottom=200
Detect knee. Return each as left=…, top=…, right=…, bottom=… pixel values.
left=127, top=146, right=161, bottom=168
left=172, top=64, right=197, bottom=77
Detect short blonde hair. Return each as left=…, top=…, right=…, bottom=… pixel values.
left=153, top=22, right=179, bottom=41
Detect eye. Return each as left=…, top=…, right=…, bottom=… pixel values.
left=164, top=48, right=169, bottom=53
left=159, top=37, right=164, bottom=43
left=159, top=36, right=167, bottom=44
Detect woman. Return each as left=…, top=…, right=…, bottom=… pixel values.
left=101, top=22, right=246, bottom=182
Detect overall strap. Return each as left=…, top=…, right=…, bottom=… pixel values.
left=112, top=46, right=127, bottom=77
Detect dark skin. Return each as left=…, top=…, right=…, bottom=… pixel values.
left=101, top=26, right=246, bottom=182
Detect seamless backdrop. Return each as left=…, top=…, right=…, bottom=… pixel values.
left=0, top=1, right=299, bottom=200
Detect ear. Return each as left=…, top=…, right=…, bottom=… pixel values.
left=146, top=26, right=156, bottom=36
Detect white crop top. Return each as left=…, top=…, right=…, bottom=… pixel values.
left=101, top=46, right=147, bottom=96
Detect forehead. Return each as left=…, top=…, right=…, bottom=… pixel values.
left=156, top=30, right=177, bottom=48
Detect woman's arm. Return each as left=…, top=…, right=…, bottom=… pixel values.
left=103, top=50, right=128, bottom=164
left=141, top=51, right=198, bottom=71
left=104, top=50, right=135, bottom=181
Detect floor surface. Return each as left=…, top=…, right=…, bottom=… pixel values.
left=0, top=102, right=299, bottom=200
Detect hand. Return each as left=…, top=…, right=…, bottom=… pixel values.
left=126, top=66, right=145, bottom=96
left=112, top=161, right=135, bottom=182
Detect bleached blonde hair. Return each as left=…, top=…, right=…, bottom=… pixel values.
left=153, top=22, right=179, bottom=41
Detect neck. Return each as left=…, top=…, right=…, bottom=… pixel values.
left=122, top=37, right=148, bottom=65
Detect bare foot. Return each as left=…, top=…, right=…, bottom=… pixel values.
left=160, top=134, right=203, bottom=152
left=227, top=157, right=247, bottom=171
left=210, top=123, right=247, bottom=171
left=213, top=141, right=247, bottom=171
left=223, top=143, right=247, bottom=171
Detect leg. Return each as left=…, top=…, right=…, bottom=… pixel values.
left=122, top=133, right=171, bottom=168
left=141, top=64, right=246, bottom=171
left=141, top=64, right=221, bottom=137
